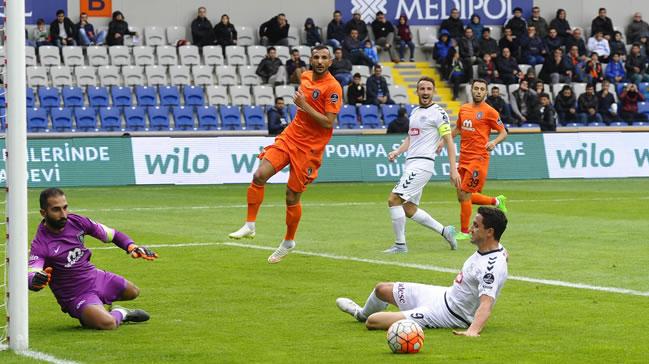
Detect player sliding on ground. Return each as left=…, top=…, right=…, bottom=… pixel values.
left=337, top=207, right=508, bottom=337
left=383, top=76, right=461, bottom=253
left=28, top=188, right=158, bottom=330
left=450, top=79, right=509, bottom=240
left=229, top=45, right=342, bottom=263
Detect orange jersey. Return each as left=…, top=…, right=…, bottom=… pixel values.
left=279, top=70, right=343, bottom=155
left=457, top=102, right=505, bottom=164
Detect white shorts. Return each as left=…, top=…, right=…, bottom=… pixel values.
left=392, top=282, right=469, bottom=329
left=391, top=159, right=434, bottom=205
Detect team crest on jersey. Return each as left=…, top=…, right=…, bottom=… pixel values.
left=330, top=93, right=339, bottom=103
left=476, top=111, right=484, bottom=120
left=483, top=273, right=495, bottom=284
left=312, top=89, right=320, bottom=100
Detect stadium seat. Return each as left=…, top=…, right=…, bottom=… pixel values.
left=587, top=122, right=606, bottom=127
left=87, top=46, right=109, bottom=66
left=275, top=85, right=296, bottom=104
left=219, top=105, right=242, bottom=130
left=287, top=27, right=300, bottom=47
left=51, top=107, right=73, bottom=132
left=205, top=85, right=229, bottom=105
left=179, top=45, right=200, bottom=65
left=148, top=106, right=170, bottom=130
left=145, top=26, right=166, bottom=46
left=382, top=66, right=393, bottom=85
left=287, top=104, right=297, bottom=119
left=243, top=105, right=265, bottom=130
left=381, top=104, right=399, bottom=126
left=180, top=86, right=202, bottom=107
left=359, top=104, right=381, bottom=128
left=172, top=106, right=195, bottom=130
left=109, top=46, right=131, bottom=66
left=638, top=102, right=649, bottom=114
left=135, top=85, right=157, bottom=106
left=639, top=83, right=649, bottom=98
left=337, top=105, right=358, bottom=129
left=351, top=65, right=370, bottom=79
left=239, top=65, right=262, bottom=86
left=133, top=46, right=155, bottom=66
left=39, top=46, right=61, bottom=66
left=27, top=108, right=48, bottom=132
left=145, top=65, right=168, bottom=86
left=236, top=25, right=255, bottom=46
left=225, top=46, right=247, bottom=66
left=124, top=26, right=142, bottom=46
left=51, top=66, right=73, bottom=87
left=62, top=86, right=84, bottom=107
left=275, top=46, right=290, bottom=63
left=169, top=65, right=191, bottom=85
left=192, top=65, right=214, bottom=86
left=88, top=86, right=110, bottom=108
left=632, top=121, right=649, bottom=126
left=0, top=107, right=4, bottom=130
left=572, top=83, right=587, bottom=98
left=157, top=45, right=178, bottom=66
left=389, top=85, right=409, bottom=104
left=565, top=122, right=581, bottom=127
left=74, top=107, right=98, bottom=131
left=229, top=85, right=252, bottom=105
left=609, top=121, right=630, bottom=127
left=26, top=87, right=35, bottom=108
left=123, top=106, right=146, bottom=131
left=99, top=107, right=123, bottom=131
left=197, top=105, right=219, bottom=130
left=252, top=85, right=274, bottom=106
left=75, top=66, right=98, bottom=86
left=122, top=66, right=146, bottom=86
left=202, top=46, right=224, bottom=66
left=615, top=82, right=629, bottom=97
left=417, top=26, right=437, bottom=54
left=166, top=26, right=186, bottom=45
left=159, top=85, right=180, bottom=107
left=216, top=65, right=238, bottom=85
left=25, top=46, right=36, bottom=66
left=0, top=88, right=4, bottom=106
left=111, top=86, right=133, bottom=107
left=521, top=123, right=538, bottom=128
left=62, top=46, right=84, bottom=66
left=247, top=46, right=267, bottom=66
left=38, top=87, right=60, bottom=108
left=403, top=104, right=417, bottom=116
left=27, top=66, right=48, bottom=87
left=98, top=65, right=121, bottom=86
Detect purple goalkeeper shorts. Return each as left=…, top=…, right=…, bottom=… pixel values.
left=62, top=269, right=127, bottom=319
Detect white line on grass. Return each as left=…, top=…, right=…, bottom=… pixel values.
left=94, top=242, right=649, bottom=297
left=0, top=344, right=81, bottom=364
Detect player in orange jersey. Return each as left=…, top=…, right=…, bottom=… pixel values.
left=451, top=79, right=508, bottom=240
left=228, top=45, right=343, bottom=263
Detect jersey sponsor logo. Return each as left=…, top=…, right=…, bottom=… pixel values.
left=330, top=93, right=339, bottom=104
left=397, top=283, right=406, bottom=304
left=408, top=127, right=420, bottom=136
left=64, top=248, right=85, bottom=268
left=476, top=112, right=484, bottom=120
left=54, top=246, right=61, bottom=254
left=461, top=119, right=475, bottom=131
left=454, top=271, right=464, bottom=284
left=483, top=273, right=495, bottom=284
left=312, top=89, right=321, bottom=100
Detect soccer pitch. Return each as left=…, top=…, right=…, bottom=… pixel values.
left=1, top=179, right=648, bottom=363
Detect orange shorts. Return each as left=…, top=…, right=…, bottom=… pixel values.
left=259, top=137, right=322, bottom=193
left=458, top=160, right=489, bottom=193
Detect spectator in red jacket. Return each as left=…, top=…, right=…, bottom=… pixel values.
left=619, top=83, right=648, bottom=122
left=396, top=15, right=415, bottom=62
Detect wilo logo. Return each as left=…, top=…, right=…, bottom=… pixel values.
left=556, top=143, right=615, bottom=168
left=145, top=147, right=209, bottom=174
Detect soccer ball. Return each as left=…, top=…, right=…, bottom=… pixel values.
left=386, top=319, right=425, bottom=354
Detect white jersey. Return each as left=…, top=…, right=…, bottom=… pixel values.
left=445, top=244, right=508, bottom=324
left=406, top=103, right=451, bottom=161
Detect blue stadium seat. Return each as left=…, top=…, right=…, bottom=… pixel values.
left=50, top=107, right=74, bottom=132
left=111, top=86, right=133, bottom=108
left=148, top=106, right=170, bottom=130
left=99, top=106, right=122, bottom=131
left=0, top=107, right=5, bottom=130
left=638, top=102, right=649, bottom=114
left=172, top=106, right=195, bottom=130
left=565, top=122, right=581, bottom=127
left=197, top=105, right=219, bottom=130
left=403, top=104, right=417, bottom=116
left=639, top=82, right=649, bottom=98
left=62, top=86, right=84, bottom=107
left=183, top=85, right=205, bottom=107
left=521, top=123, right=538, bottom=128
left=381, top=104, right=399, bottom=126
left=124, top=106, right=146, bottom=131
left=135, top=85, right=157, bottom=106
left=632, top=121, right=649, bottom=126
left=243, top=105, right=265, bottom=130
left=287, top=104, right=297, bottom=120
left=337, top=105, right=358, bottom=129
left=616, top=83, right=629, bottom=96
left=88, top=86, right=110, bottom=108
left=359, top=104, right=381, bottom=128
left=74, top=107, right=98, bottom=131
left=587, top=122, right=605, bottom=127
left=38, top=87, right=60, bottom=108
left=27, top=107, right=48, bottom=132
left=609, top=121, right=630, bottom=127
left=0, top=88, right=5, bottom=106
left=159, top=85, right=180, bottom=107
left=26, top=87, right=35, bottom=108
left=219, top=105, right=242, bottom=130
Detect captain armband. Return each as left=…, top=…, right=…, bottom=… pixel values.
left=438, top=123, right=452, bottom=137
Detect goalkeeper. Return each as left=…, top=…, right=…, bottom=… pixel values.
left=27, top=188, right=158, bottom=330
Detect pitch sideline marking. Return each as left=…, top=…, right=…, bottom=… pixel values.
left=0, top=344, right=81, bottom=364
left=94, top=242, right=649, bottom=297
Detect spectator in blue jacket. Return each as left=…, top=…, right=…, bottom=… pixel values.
left=267, top=97, right=289, bottom=135
left=434, top=29, right=452, bottom=76
left=468, top=14, right=484, bottom=38
left=304, top=18, right=322, bottom=46
left=363, top=40, right=379, bottom=64
left=520, top=25, right=547, bottom=65
left=605, top=53, right=626, bottom=83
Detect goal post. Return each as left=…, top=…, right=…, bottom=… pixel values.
left=5, top=0, right=29, bottom=351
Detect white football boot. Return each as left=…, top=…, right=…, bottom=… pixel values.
left=228, top=224, right=256, bottom=239
left=336, top=298, right=366, bottom=322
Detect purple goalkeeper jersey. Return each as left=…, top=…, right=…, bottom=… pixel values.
left=28, top=214, right=133, bottom=304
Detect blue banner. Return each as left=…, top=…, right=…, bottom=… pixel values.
left=0, top=0, right=68, bottom=25
left=334, top=0, right=533, bottom=26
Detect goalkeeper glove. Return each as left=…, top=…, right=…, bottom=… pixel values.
left=127, top=244, right=159, bottom=260
left=30, top=267, right=53, bottom=291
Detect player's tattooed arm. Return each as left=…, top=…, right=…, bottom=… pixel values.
left=453, top=295, right=495, bottom=337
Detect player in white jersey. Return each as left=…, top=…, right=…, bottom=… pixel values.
left=337, top=207, right=508, bottom=337
left=383, top=76, right=461, bottom=253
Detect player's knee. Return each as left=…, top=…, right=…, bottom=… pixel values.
left=374, top=282, right=393, bottom=301
left=252, top=170, right=269, bottom=185
left=121, top=283, right=140, bottom=301
left=387, top=194, right=402, bottom=207
left=285, top=190, right=300, bottom=206
left=88, top=315, right=117, bottom=330
left=365, top=313, right=383, bottom=330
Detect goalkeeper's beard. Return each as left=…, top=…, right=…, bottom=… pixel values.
left=45, top=215, right=67, bottom=230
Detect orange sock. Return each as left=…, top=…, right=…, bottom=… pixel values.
left=284, top=203, right=302, bottom=241
left=471, top=193, right=496, bottom=206
left=246, top=183, right=265, bottom=222
left=460, top=200, right=472, bottom=233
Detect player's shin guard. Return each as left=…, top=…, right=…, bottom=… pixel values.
left=460, top=200, right=472, bottom=233
left=284, top=203, right=302, bottom=241
left=360, top=289, right=389, bottom=320
left=471, top=193, right=496, bottom=206
left=246, top=182, right=265, bottom=222
left=411, top=208, right=444, bottom=234
left=389, top=206, right=407, bottom=245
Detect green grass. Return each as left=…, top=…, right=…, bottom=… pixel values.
left=1, top=179, right=648, bottom=363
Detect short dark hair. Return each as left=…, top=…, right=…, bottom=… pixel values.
left=539, top=92, right=550, bottom=99
left=40, top=188, right=65, bottom=210
left=56, top=9, right=65, bottom=16
left=275, top=97, right=284, bottom=103
left=334, top=47, right=342, bottom=53
left=477, top=206, right=507, bottom=241
left=267, top=46, right=276, bottom=53
left=513, top=7, right=523, bottom=13
left=416, top=76, right=435, bottom=88
left=353, top=72, right=361, bottom=78
left=334, top=10, right=341, bottom=15
left=491, top=86, right=499, bottom=91
left=291, top=48, right=300, bottom=54
left=471, top=78, right=488, bottom=88
left=586, top=83, right=594, bottom=89
left=311, top=45, right=329, bottom=55
left=599, top=8, right=606, bottom=12
left=80, top=12, right=88, bottom=16
left=376, top=11, right=384, bottom=16
left=278, top=13, right=286, bottom=17
left=374, top=64, right=382, bottom=70
left=36, top=18, right=45, bottom=25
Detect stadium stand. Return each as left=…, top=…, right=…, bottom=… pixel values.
left=124, top=106, right=147, bottom=131
left=75, top=107, right=98, bottom=131
left=173, top=106, right=195, bottom=130
left=197, top=105, right=219, bottom=130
